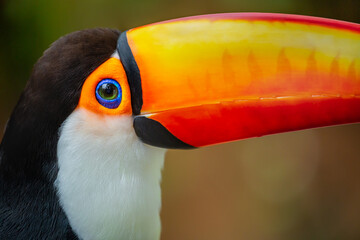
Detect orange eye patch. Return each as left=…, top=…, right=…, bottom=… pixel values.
left=78, top=57, right=132, bottom=115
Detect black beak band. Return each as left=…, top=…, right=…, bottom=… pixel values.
left=117, top=31, right=143, bottom=115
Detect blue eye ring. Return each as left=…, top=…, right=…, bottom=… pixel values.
left=95, top=79, right=122, bottom=109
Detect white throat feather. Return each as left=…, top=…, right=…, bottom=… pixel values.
left=56, top=108, right=166, bottom=240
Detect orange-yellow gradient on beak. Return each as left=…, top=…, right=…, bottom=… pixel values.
left=127, top=13, right=360, bottom=147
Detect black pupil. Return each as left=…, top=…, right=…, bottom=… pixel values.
left=99, top=83, right=118, bottom=100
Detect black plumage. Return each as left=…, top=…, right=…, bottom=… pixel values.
left=0, top=28, right=120, bottom=239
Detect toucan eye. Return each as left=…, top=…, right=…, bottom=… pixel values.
left=95, top=79, right=122, bottom=109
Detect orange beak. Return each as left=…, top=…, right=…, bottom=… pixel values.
left=116, top=13, right=360, bottom=148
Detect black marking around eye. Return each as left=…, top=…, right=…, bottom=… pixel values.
left=117, top=32, right=143, bottom=115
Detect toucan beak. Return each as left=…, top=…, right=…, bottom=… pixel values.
left=117, top=13, right=360, bottom=149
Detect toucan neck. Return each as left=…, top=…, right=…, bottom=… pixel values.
left=56, top=109, right=166, bottom=240
left=0, top=94, right=63, bottom=180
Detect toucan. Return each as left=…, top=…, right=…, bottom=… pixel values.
left=0, top=13, right=359, bottom=240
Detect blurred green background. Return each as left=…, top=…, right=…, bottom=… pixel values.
left=1, top=0, right=360, bottom=239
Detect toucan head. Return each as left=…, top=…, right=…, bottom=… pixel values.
left=1, top=13, right=359, bottom=240
left=3, top=12, right=360, bottom=185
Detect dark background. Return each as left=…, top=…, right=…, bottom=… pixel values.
left=1, top=0, right=360, bottom=239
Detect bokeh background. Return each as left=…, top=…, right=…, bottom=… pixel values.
left=1, top=0, right=360, bottom=239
